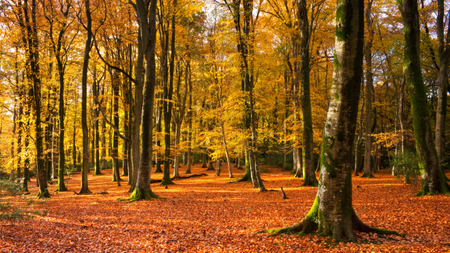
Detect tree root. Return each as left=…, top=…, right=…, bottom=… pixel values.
left=260, top=197, right=404, bottom=240
left=37, top=189, right=50, bottom=199
left=416, top=169, right=450, bottom=196
left=54, top=185, right=68, bottom=193
left=351, top=209, right=405, bottom=237
left=236, top=169, right=251, bottom=182
left=129, top=188, right=160, bottom=201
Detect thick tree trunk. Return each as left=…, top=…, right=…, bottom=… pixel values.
left=129, top=30, right=144, bottom=192
left=129, top=0, right=159, bottom=201
left=399, top=0, right=450, bottom=195
left=22, top=0, right=49, bottom=198
left=264, top=0, right=401, bottom=241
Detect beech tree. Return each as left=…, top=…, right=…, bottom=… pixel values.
left=78, top=0, right=92, bottom=194
left=265, top=0, right=402, bottom=240
left=362, top=0, right=374, bottom=178
left=129, top=0, right=159, bottom=200
left=398, top=0, right=450, bottom=195
left=435, top=0, right=450, bottom=165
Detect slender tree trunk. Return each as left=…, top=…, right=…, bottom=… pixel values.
left=79, top=0, right=92, bottom=194
left=185, top=72, right=193, bottom=174
left=362, top=0, right=374, bottom=178
left=56, top=57, right=67, bottom=191
left=93, top=68, right=102, bottom=176
left=298, top=0, right=317, bottom=186
left=435, top=0, right=450, bottom=165
left=354, top=80, right=365, bottom=175
left=161, top=0, right=177, bottom=185
left=111, top=68, right=121, bottom=185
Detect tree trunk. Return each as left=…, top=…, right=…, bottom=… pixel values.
left=399, top=0, right=450, bottom=195
left=111, top=67, right=121, bottom=185
left=161, top=0, right=177, bottom=186
left=93, top=69, right=102, bottom=176
left=362, top=0, right=374, bottom=178
left=56, top=54, right=68, bottom=191
left=297, top=0, right=318, bottom=187
left=435, top=0, right=450, bottom=165
left=265, top=0, right=401, bottom=240
left=354, top=80, right=365, bottom=176
left=130, top=0, right=159, bottom=200
left=79, top=0, right=92, bottom=194
left=185, top=73, right=193, bottom=174
left=129, top=29, right=144, bottom=192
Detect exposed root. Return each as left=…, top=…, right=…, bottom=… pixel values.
left=351, top=209, right=405, bottom=237
left=129, top=188, right=161, bottom=201
left=301, top=177, right=318, bottom=187
left=54, top=185, right=68, bottom=193
left=37, top=189, right=50, bottom=199
left=237, top=169, right=251, bottom=182
left=260, top=197, right=404, bottom=240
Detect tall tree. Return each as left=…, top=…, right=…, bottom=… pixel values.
left=43, top=0, right=76, bottom=192
left=297, top=0, right=318, bottom=186
left=435, top=0, right=450, bottom=165
left=20, top=0, right=50, bottom=198
left=78, top=0, right=93, bottom=194
left=129, top=0, right=159, bottom=200
left=362, top=0, right=374, bottom=178
left=398, top=0, right=450, bottom=195
left=265, top=0, right=402, bottom=240
left=161, top=0, right=176, bottom=185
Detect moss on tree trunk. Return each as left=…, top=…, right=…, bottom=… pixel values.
left=398, top=0, right=450, bottom=195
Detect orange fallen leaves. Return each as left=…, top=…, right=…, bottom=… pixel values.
left=1, top=165, right=450, bottom=252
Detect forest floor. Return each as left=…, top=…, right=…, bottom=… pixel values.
left=1, top=164, right=450, bottom=252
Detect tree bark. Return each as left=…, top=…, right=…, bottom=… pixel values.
left=130, top=0, right=159, bottom=201
left=297, top=0, right=317, bottom=186
left=79, top=0, right=92, bottom=194
left=362, top=0, right=374, bottom=178
left=399, top=0, right=450, bottom=195
left=435, top=0, right=450, bottom=165
left=264, top=0, right=401, bottom=240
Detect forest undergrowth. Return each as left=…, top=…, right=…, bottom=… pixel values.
left=1, top=164, right=449, bottom=252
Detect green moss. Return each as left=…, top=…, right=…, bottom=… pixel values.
left=129, top=187, right=160, bottom=201
left=333, top=51, right=339, bottom=67
left=37, top=188, right=50, bottom=199
left=336, top=3, right=349, bottom=41
left=334, top=93, right=339, bottom=100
